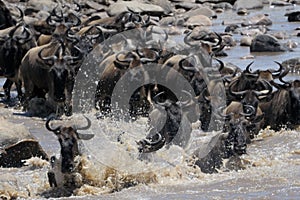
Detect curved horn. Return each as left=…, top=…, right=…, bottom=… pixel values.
left=38, top=47, right=58, bottom=66
left=215, top=58, right=225, bottom=71
left=66, top=28, right=79, bottom=43
left=228, top=80, right=247, bottom=98
left=120, top=11, right=133, bottom=24
left=116, top=51, right=137, bottom=63
left=179, top=56, right=197, bottom=72
left=140, top=50, right=159, bottom=63
left=16, top=7, right=24, bottom=21
left=211, top=32, right=223, bottom=52
left=214, top=32, right=222, bottom=46
left=180, top=90, right=193, bottom=106
left=84, top=25, right=104, bottom=40
left=201, top=87, right=211, bottom=102
left=152, top=91, right=165, bottom=103
left=73, top=2, right=81, bottom=12
left=46, top=118, right=61, bottom=133
left=13, top=26, right=33, bottom=44
left=137, top=133, right=164, bottom=152
left=64, top=46, right=84, bottom=64
left=240, top=105, right=256, bottom=117
left=253, top=80, right=273, bottom=97
left=136, top=46, right=146, bottom=57
left=153, top=91, right=172, bottom=107
left=184, top=31, right=195, bottom=46
left=273, top=61, right=289, bottom=80
left=131, top=13, right=143, bottom=23
left=268, top=61, right=283, bottom=77
left=46, top=15, right=58, bottom=26
left=245, top=61, right=255, bottom=73
left=214, top=105, right=232, bottom=120
left=74, top=115, right=91, bottom=130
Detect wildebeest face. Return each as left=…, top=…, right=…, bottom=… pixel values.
left=241, top=91, right=259, bottom=115
left=57, top=127, right=79, bottom=173
left=50, top=66, right=69, bottom=102
left=228, top=120, right=247, bottom=155
left=46, top=116, right=93, bottom=173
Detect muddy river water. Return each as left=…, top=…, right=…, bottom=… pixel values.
left=0, top=2, right=300, bottom=200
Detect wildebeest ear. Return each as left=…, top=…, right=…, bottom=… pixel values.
left=77, top=132, right=94, bottom=140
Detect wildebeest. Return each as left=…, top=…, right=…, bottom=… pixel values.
left=222, top=101, right=265, bottom=143
left=228, top=79, right=273, bottom=116
left=46, top=115, right=94, bottom=189
left=198, top=73, right=227, bottom=132
left=86, top=10, right=150, bottom=32
left=0, top=0, right=15, bottom=29
left=137, top=90, right=199, bottom=153
left=259, top=79, right=300, bottom=130
left=229, top=61, right=289, bottom=93
left=0, top=10, right=37, bottom=100
left=184, top=28, right=223, bottom=55
left=95, top=50, right=157, bottom=116
left=20, top=39, right=83, bottom=116
left=192, top=117, right=248, bottom=174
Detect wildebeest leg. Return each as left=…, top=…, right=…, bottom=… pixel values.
left=22, top=81, right=37, bottom=111
left=16, top=80, right=24, bottom=102
left=47, top=171, right=57, bottom=187
left=3, top=79, right=13, bottom=100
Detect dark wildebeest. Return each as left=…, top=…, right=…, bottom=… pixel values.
left=137, top=90, right=199, bottom=153
left=192, top=102, right=264, bottom=173
left=229, top=61, right=289, bottom=93
left=192, top=116, right=249, bottom=174
left=259, top=79, right=300, bottom=130
left=46, top=115, right=94, bottom=190
left=0, top=0, right=15, bottom=29
left=222, top=101, right=265, bottom=143
left=0, top=9, right=36, bottom=100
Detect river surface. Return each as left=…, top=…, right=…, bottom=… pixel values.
left=0, top=2, right=300, bottom=200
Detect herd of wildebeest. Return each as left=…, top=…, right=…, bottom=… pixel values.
left=0, top=0, right=299, bottom=194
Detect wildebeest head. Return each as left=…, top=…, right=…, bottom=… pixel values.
left=46, top=116, right=94, bottom=173
left=240, top=61, right=289, bottom=90
left=184, top=29, right=223, bottom=55
left=137, top=90, right=197, bottom=153
left=229, top=80, right=272, bottom=116
left=38, top=44, right=82, bottom=102
left=114, top=11, right=150, bottom=31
